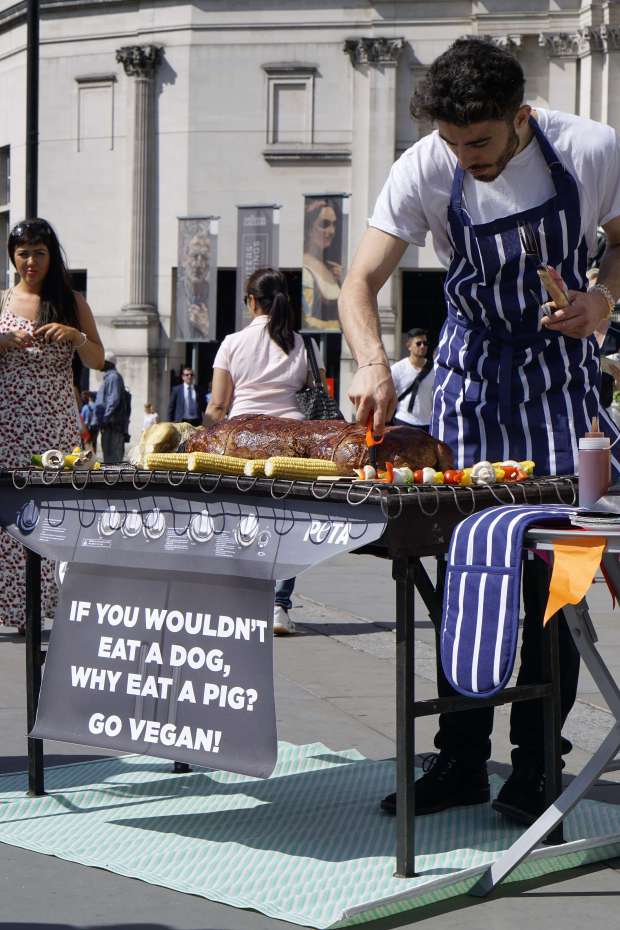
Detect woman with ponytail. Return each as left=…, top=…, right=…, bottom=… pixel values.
left=205, top=267, right=325, bottom=634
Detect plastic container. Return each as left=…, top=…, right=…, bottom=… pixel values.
left=578, top=422, right=611, bottom=508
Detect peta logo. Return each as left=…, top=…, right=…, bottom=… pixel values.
left=303, top=520, right=350, bottom=545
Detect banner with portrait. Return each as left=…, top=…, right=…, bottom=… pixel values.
left=302, top=193, right=349, bottom=332
left=235, top=205, right=280, bottom=331
left=174, top=216, right=219, bottom=342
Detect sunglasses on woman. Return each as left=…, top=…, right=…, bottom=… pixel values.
left=10, top=220, right=53, bottom=239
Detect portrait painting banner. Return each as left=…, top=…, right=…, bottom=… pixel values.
left=235, top=205, right=280, bottom=331
left=302, top=193, right=350, bottom=332
left=174, top=216, right=219, bottom=342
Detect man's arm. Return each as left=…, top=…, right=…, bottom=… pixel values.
left=543, top=215, right=620, bottom=338
left=338, top=227, right=408, bottom=434
left=104, top=373, right=121, bottom=423
left=595, top=215, right=620, bottom=319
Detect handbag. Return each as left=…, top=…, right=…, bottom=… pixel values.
left=296, top=336, right=344, bottom=420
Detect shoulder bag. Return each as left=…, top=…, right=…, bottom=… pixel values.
left=296, top=335, right=344, bottom=420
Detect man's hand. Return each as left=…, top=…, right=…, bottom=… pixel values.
left=348, top=364, right=397, bottom=436
left=541, top=289, right=609, bottom=339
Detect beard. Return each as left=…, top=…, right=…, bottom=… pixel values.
left=467, top=126, right=520, bottom=183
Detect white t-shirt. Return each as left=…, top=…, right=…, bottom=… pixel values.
left=143, top=412, right=159, bottom=430
left=370, top=108, right=620, bottom=268
left=390, top=357, right=434, bottom=426
left=213, top=315, right=322, bottom=420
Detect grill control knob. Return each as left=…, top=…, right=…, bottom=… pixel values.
left=143, top=508, right=166, bottom=540
left=235, top=513, right=259, bottom=547
left=98, top=505, right=122, bottom=537
left=121, top=509, right=142, bottom=538
left=189, top=509, right=215, bottom=543
left=17, top=500, right=40, bottom=533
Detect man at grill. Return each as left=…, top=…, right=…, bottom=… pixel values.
left=339, top=38, right=620, bottom=825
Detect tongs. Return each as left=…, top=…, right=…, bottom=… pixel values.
left=365, top=413, right=383, bottom=470
left=519, top=223, right=569, bottom=309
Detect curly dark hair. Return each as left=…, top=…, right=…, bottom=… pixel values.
left=410, top=38, right=525, bottom=126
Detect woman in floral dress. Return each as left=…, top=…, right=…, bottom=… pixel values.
left=0, top=218, right=104, bottom=631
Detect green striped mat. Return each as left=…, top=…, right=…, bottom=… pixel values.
left=0, top=743, right=619, bottom=928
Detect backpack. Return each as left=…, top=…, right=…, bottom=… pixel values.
left=120, top=388, right=132, bottom=439
left=105, top=375, right=131, bottom=435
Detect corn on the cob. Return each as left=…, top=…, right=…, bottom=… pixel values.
left=146, top=453, right=189, bottom=470
left=243, top=459, right=268, bottom=477
left=187, top=452, right=248, bottom=475
left=264, top=457, right=343, bottom=480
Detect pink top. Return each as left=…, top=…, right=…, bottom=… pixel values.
left=214, top=315, right=321, bottom=420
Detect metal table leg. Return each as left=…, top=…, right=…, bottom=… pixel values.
left=25, top=549, right=44, bottom=796
left=542, top=602, right=564, bottom=845
left=393, top=557, right=416, bottom=877
left=471, top=588, right=620, bottom=896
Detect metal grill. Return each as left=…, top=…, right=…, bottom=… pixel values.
left=0, top=467, right=578, bottom=523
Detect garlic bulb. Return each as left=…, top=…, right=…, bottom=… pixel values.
left=393, top=467, right=413, bottom=485
left=471, top=460, right=496, bottom=485
left=41, top=449, right=65, bottom=469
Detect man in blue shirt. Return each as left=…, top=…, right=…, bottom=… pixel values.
left=95, top=351, right=130, bottom=463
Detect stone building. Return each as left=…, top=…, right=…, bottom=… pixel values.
left=0, top=0, right=619, bottom=432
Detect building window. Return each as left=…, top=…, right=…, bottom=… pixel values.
left=261, top=63, right=350, bottom=163
left=75, top=74, right=116, bottom=152
left=0, top=146, right=10, bottom=205
left=69, top=269, right=87, bottom=296
left=263, top=64, right=316, bottom=146
left=0, top=146, right=10, bottom=288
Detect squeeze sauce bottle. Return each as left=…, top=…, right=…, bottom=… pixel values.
left=578, top=417, right=611, bottom=508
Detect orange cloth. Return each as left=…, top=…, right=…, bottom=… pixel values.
left=543, top=536, right=606, bottom=624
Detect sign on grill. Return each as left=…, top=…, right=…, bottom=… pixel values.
left=33, top=564, right=278, bottom=777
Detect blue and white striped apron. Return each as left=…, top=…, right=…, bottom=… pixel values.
left=440, top=504, right=576, bottom=698
left=430, top=117, right=620, bottom=478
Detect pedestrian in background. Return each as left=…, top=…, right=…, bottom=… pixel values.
left=96, top=350, right=130, bottom=463
left=167, top=367, right=206, bottom=426
left=143, top=402, right=159, bottom=430
left=205, top=267, right=325, bottom=635
left=390, top=328, right=434, bottom=430
left=80, top=389, right=99, bottom=452
left=0, top=217, right=104, bottom=631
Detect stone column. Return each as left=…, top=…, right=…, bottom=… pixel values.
left=341, top=36, right=404, bottom=417
left=116, top=44, right=162, bottom=315
left=538, top=33, right=580, bottom=114
left=538, top=29, right=606, bottom=121
left=601, top=26, right=620, bottom=128
left=575, top=28, right=605, bottom=122
left=109, top=45, right=164, bottom=442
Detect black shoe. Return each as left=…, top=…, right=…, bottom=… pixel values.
left=492, top=763, right=548, bottom=826
left=380, top=752, right=490, bottom=816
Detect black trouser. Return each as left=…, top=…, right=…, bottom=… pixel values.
left=101, top=428, right=126, bottom=464
left=433, top=556, right=580, bottom=769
